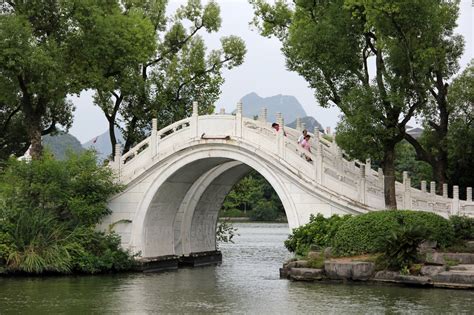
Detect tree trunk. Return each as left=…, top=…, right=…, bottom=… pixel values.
left=382, top=146, right=397, bottom=209
left=26, top=114, right=43, bottom=159
left=108, top=117, right=117, bottom=158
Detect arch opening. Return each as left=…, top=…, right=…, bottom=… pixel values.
left=136, top=152, right=298, bottom=258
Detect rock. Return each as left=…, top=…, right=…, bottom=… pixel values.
left=419, top=240, right=437, bottom=253
left=307, top=251, right=322, bottom=260
left=425, top=252, right=474, bottom=265
left=432, top=270, right=474, bottom=284
left=282, top=258, right=297, bottom=268
left=449, top=264, right=474, bottom=271
left=324, top=261, right=375, bottom=281
left=285, top=260, right=309, bottom=269
left=323, top=247, right=333, bottom=257
left=289, top=268, right=324, bottom=281
left=420, top=265, right=445, bottom=276
left=374, top=270, right=399, bottom=281
left=280, top=267, right=290, bottom=279
left=394, top=275, right=432, bottom=286
left=466, top=241, right=474, bottom=249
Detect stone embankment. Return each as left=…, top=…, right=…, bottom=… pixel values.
left=280, top=252, right=474, bottom=289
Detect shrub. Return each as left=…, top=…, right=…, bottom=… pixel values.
left=284, top=214, right=351, bottom=256
left=249, top=200, right=280, bottom=221
left=0, top=152, right=133, bottom=274
left=380, top=223, right=428, bottom=270
left=449, top=215, right=474, bottom=241
left=332, top=210, right=455, bottom=256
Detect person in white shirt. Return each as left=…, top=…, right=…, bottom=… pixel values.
left=297, top=129, right=308, bottom=144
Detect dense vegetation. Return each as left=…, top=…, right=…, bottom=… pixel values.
left=220, top=171, right=285, bottom=221
left=251, top=0, right=472, bottom=209
left=285, top=210, right=460, bottom=258
left=0, top=152, right=135, bottom=275
left=332, top=211, right=454, bottom=256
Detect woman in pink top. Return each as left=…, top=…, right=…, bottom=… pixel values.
left=300, top=135, right=312, bottom=162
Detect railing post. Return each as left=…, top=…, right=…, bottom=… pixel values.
left=467, top=187, right=472, bottom=203
left=403, top=171, right=412, bottom=209
left=452, top=185, right=459, bottom=215
left=359, top=164, right=366, bottom=204
left=219, top=108, right=225, bottom=115
left=442, top=183, right=448, bottom=198
left=150, top=118, right=158, bottom=158
left=430, top=181, right=436, bottom=195
left=377, top=167, right=384, bottom=186
left=296, top=117, right=302, bottom=131
left=259, top=107, right=267, bottom=123
left=235, top=101, right=243, bottom=138
left=192, top=101, right=199, bottom=139
left=315, top=143, right=323, bottom=184
left=114, top=143, right=122, bottom=180
left=421, top=180, right=427, bottom=193
left=365, top=158, right=371, bottom=177
left=314, top=127, right=320, bottom=147
left=276, top=113, right=285, bottom=158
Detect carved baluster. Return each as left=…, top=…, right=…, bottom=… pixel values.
left=219, top=108, right=225, bottom=115
left=403, top=171, right=412, bottom=209
left=234, top=101, right=242, bottom=138
left=359, top=164, right=366, bottom=204
left=151, top=118, right=158, bottom=157
left=421, top=180, right=427, bottom=193
left=296, top=117, right=302, bottom=131
left=442, top=183, right=448, bottom=198
left=453, top=185, right=460, bottom=215
left=467, top=187, right=472, bottom=202
left=259, top=107, right=267, bottom=123
left=430, top=181, right=436, bottom=195
left=191, top=101, right=199, bottom=138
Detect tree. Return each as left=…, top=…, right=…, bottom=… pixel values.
left=445, top=62, right=474, bottom=198
left=0, top=2, right=77, bottom=159
left=84, top=0, right=246, bottom=156
left=251, top=0, right=462, bottom=208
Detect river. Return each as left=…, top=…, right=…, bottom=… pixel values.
left=1, top=223, right=473, bottom=314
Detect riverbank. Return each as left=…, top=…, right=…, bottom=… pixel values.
left=280, top=251, right=474, bottom=289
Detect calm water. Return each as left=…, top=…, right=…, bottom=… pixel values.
left=1, top=223, right=473, bottom=314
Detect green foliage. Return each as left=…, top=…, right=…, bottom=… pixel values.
left=332, top=210, right=454, bottom=256
left=307, top=252, right=325, bottom=269
left=394, top=141, right=432, bottom=187
left=380, top=223, right=428, bottom=271
left=220, top=171, right=285, bottom=222
left=216, top=220, right=238, bottom=246
left=449, top=216, right=474, bottom=241
left=251, top=0, right=464, bottom=209
left=0, top=151, right=134, bottom=274
left=284, top=214, right=351, bottom=256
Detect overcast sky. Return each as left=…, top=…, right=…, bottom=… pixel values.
left=69, top=0, right=474, bottom=143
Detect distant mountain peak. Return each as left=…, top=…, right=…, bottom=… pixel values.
left=239, top=92, right=307, bottom=124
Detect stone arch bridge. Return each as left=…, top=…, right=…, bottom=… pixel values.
left=104, top=102, right=474, bottom=263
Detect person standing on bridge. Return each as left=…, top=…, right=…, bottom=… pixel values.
left=297, top=129, right=308, bottom=144
left=301, top=134, right=313, bottom=162
left=272, top=123, right=287, bottom=136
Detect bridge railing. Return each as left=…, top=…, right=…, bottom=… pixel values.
left=110, top=101, right=473, bottom=217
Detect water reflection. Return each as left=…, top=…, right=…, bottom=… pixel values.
left=1, top=223, right=473, bottom=314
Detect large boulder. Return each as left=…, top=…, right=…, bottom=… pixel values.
left=425, top=253, right=474, bottom=265
left=324, top=261, right=375, bottom=280
left=289, top=268, right=324, bottom=281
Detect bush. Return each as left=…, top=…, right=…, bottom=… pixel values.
left=380, top=223, right=428, bottom=270
left=332, top=210, right=454, bottom=256
left=248, top=200, right=280, bottom=221
left=284, top=214, right=351, bottom=256
left=449, top=215, right=474, bottom=241
left=0, top=151, right=133, bottom=274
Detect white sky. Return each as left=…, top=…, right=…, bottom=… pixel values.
left=69, top=0, right=474, bottom=143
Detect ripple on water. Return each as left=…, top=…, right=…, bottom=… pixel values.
left=1, top=222, right=473, bottom=314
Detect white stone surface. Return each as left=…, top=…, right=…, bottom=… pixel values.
left=104, top=108, right=474, bottom=259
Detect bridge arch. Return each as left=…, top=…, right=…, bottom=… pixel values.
left=106, top=111, right=473, bottom=260
left=129, top=144, right=299, bottom=258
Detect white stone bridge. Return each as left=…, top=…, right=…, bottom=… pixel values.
left=105, top=102, right=474, bottom=261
